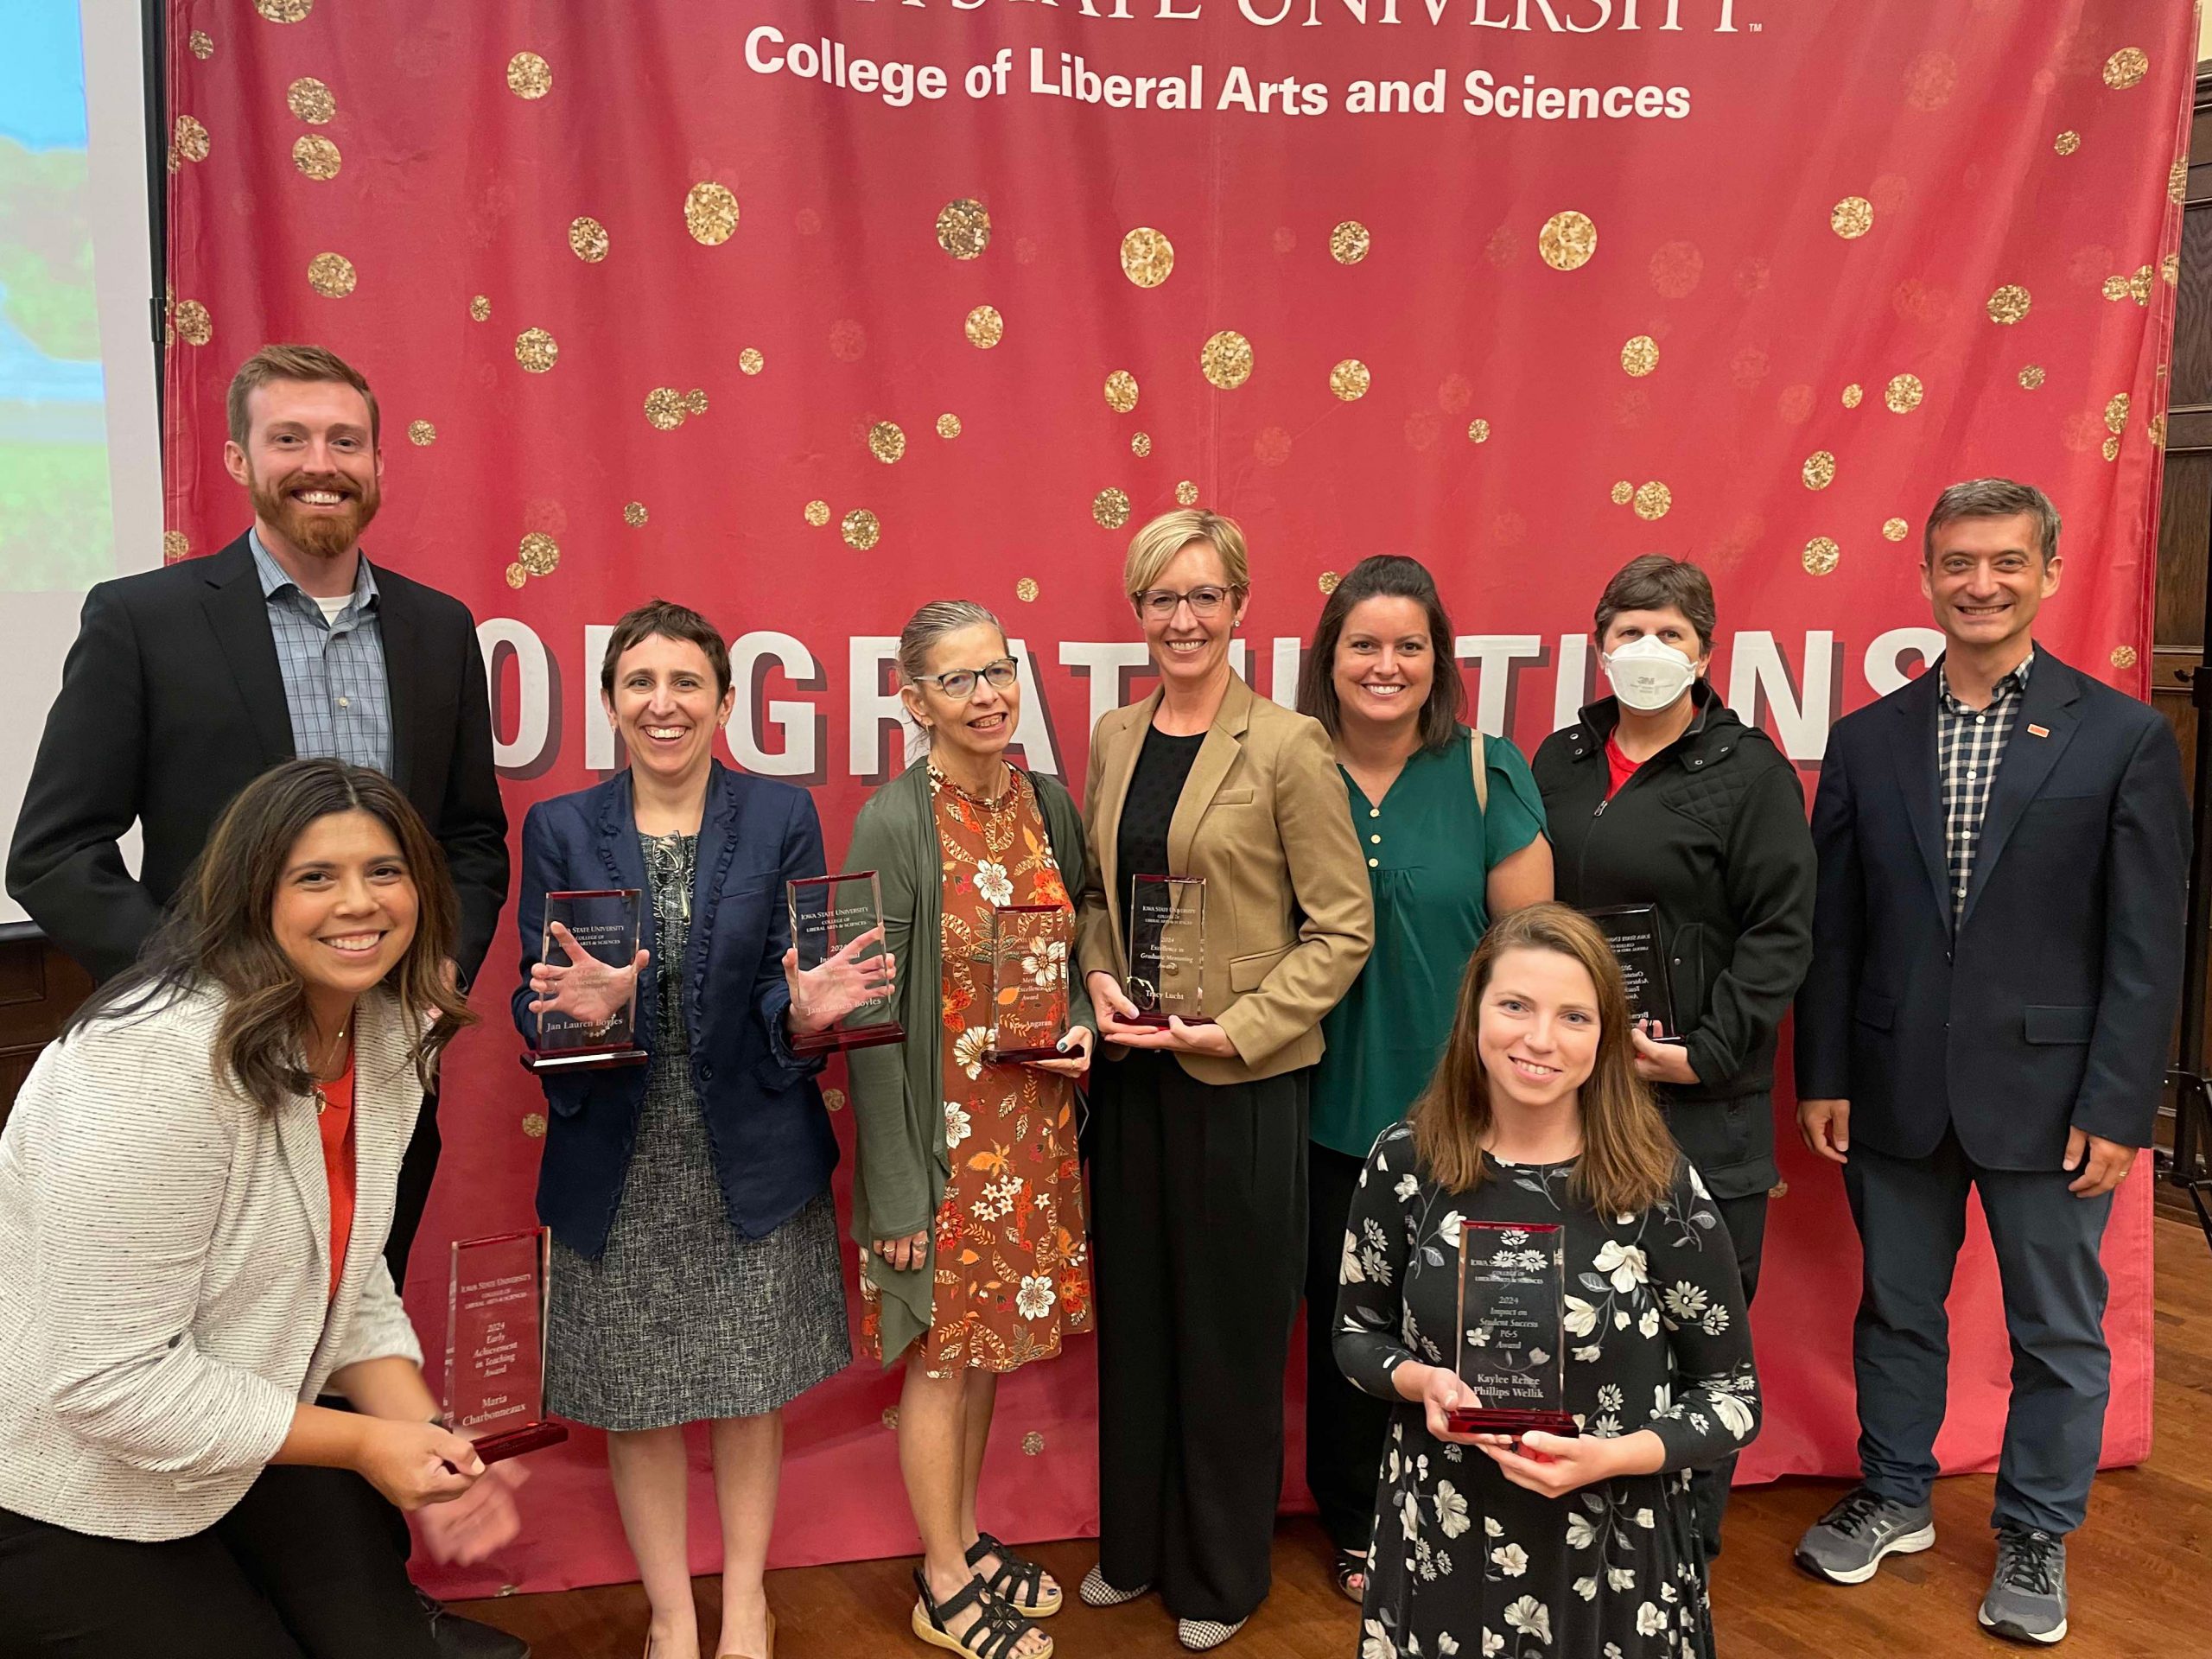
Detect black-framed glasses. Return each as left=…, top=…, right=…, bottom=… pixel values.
left=1134, top=585, right=1235, bottom=620
left=912, top=657, right=1019, bottom=701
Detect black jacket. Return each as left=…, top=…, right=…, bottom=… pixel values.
left=7, top=534, right=509, bottom=988
left=1795, top=649, right=2187, bottom=1166
left=1532, top=683, right=1817, bottom=1198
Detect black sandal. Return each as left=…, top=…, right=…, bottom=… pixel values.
left=1333, top=1548, right=1369, bottom=1603
left=912, top=1567, right=1053, bottom=1659
left=967, top=1530, right=1064, bottom=1616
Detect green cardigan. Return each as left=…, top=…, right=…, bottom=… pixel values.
left=843, top=760, right=1096, bottom=1364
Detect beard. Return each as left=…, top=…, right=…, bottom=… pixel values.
left=250, top=466, right=380, bottom=563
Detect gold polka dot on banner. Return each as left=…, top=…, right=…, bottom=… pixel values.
left=1841, top=383, right=1864, bottom=408
left=470, top=294, right=492, bottom=322
left=644, top=388, right=685, bottom=429
left=739, top=347, right=764, bottom=375
left=507, top=52, right=552, bottom=99
left=188, top=29, right=214, bottom=58
left=1610, top=480, right=1634, bottom=505
left=1093, top=487, right=1132, bottom=529
left=173, top=300, right=213, bottom=346
left=1104, top=371, right=1139, bottom=413
left=1330, top=220, right=1371, bottom=265
left=1885, top=373, right=1923, bottom=413
left=2102, top=435, right=2121, bottom=462
left=257, top=0, right=312, bottom=22
left=1633, top=480, right=1672, bottom=520
left=1330, top=359, right=1371, bottom=401
left=287, top=78, right=335, bottom=124
left=2105, top=393, right=2131, bottom=434
left=174, top=115, right=210, bottom=163
left=2112, top=645, right=2139, bottom=669
left=569, top=217, right=609, bottom=262
left=1200, top=329, right=1254, bottom=389
left=964, top=305, right=1005, bottom=348
left=503, top=563, right=527, bottom=588
left=624, top=501, right=647, bottom=526
left=518, top=532, right=559, bottom=575
left=2151, top=413, right=2169, bottom=448
left=2018, top=364, right=2045, bottom=390
left=1015, top=577, right=1039, bottom=603
left=684, top=388, right=708, bottom=416
left=1883, top=518, right=1909, bottom=541
left=2054, top=130, right=2081, bottom=156
left=1830, top=196, right=1872, bottom=238
left=408, top=420, right=435, bottom=446
left=521, top=1112, right=547, bottom=1139
left=2164, top=252, right=2182, bottom=286
left=842, top=509, right=881, bottom=550
left=293, top=136, right=340, bottom=181
left=1538, top=210, right=1597, bottom=270
left=1802, top=450, right=1836, bottom=490
left=1021, top=1432, right=1046, bottom=1457
left=1803, top=537, right=1840, bottom=575
left=163, top=530, right=191, bottom=558
left=686, top=181, right=739, bottom=245
left=1318, top=570, right=1340, bottom=594
left=2172, top=156, right=2189, bottom=204
left=936, top=198, right=991, bottom=260
left=938, top=413, right=962, bottom=439
left=2101, top=274, right=2131, bottom=302
left=1175, top=480, right=1199, bottom=505
left=2103, top=47, right=2149, bottom=90
left=868, top=421, right=906, bottom=463
left=822, top=1088, right=846, bottom=1112
left=307, top=251, right=356, bottom=297
left=2129, top=264, right=2154, bottom=305
left=1986, top=284, right=2031, bottom=325
left=804, top=499, right=830, bottom=527
left=1620, top=335, right=1659, bottom=377
left=1467, top=419, right=1491, bottom=444
left=1121, top=227, right=1175, bottom=288
left=1131, top=430, right=1151, bottom=456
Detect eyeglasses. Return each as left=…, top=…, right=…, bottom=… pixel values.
left=1134, top=585, right=1235, bottom=620
left=912, top=658, right=1018, bottom=701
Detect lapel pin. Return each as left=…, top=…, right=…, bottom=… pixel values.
left=2027, top=724, right=2050, bottom=738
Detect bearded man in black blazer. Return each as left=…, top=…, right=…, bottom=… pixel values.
left=6, top=345, right=520, bottom=1658
left=1789, top=478, right=2187, bottom=1648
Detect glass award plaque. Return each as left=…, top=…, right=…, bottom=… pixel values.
left=443, top=1227, right=569, bottom=1463
left=522, top=888, right=649, bottom=1072
left=982, top=904, right=1073, bottom=1064
left=787, top=871, right=905, bottom=1055
left=1585, top=904, right=1681, bottom=1042
left=1445, top=1220, right=1580, bottom=1438
left=1125, top=874, right=1211, bottom=1027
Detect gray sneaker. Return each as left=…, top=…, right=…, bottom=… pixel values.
left=1979, top=1527, right=2068, bottom=1644
left=1793, top=1484, right=1936, bottom=1584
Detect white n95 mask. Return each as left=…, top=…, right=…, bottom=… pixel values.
left=1601, top=636, right=1697, bottom=712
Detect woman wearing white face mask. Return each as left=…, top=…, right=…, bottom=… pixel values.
left=1530, top=555, right=1815, bottom=1564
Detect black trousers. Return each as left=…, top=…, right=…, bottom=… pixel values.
left=1303, top=1141, right=1394, bottom=1555
left=385, top=1086, right=441, bottom=1287
left=1092, top=1051, right=1309, bottom=1624
left=1687, top=1187, right=1765, bottom=1559
left=0, top=1466, right=435, bottom=1659
left=1845, top=1126, right=2115, bottom=1535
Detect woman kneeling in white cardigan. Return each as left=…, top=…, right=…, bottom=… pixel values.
left=0, top=759, right=522, bottom=1658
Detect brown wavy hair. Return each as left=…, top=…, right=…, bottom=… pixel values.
left=1409, top=903, right=1676, bottom=1214
left=68, top=760, right=475, bottom=1109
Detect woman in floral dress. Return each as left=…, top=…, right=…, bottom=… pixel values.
left=848, top=601, right=1096, bottom=1659
left=1336, top=904, right=1759, bottom=1659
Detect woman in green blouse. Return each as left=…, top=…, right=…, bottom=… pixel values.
left=1294, top=554, right=1552, bottom=1600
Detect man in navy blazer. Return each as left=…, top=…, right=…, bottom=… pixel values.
left=1789, top=479, right=2187, bottom=1646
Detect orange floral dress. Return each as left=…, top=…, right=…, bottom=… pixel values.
left=862, top=766, right=1093, bottom=1377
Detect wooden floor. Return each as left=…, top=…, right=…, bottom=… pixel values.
left=459, top=1216, right=2212, bottom=1659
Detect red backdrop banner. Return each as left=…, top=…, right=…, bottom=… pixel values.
left=162, top=0, right=2190, bottom=1597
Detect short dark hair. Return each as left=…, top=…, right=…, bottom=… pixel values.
left=600, top=599, right=732, bottom=700
left=227, top=343, right=379, bottom=448
left=1592, top=555, right=1717, bottom=656
left=1296, top=554, right=1465, bottom=753
left=1923, top=477, right=2060, bottom=566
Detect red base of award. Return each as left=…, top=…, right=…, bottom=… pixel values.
left=463, top=1421, right=570, bottom=1465
left=789, top=1020, right=906, bottom=1056
left=983, top=1041, right=1066, bottom=1063
left=1445, top=1407, right=1580, bottom=1438
left=1125, top=1013, right=1217, bottom=1029
left=519, top=1045, right=649, bottom=1072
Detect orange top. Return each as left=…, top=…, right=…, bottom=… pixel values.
left=315, top=1052, right=358, bottom=1303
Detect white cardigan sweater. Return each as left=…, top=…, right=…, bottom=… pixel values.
left=0, top=982, right=425, bottom=1541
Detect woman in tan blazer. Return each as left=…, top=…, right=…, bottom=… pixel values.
left=1075, top=508, right=1374, bottom=1651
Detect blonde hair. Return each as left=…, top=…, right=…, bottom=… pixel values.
left=1122, top=508, right=1251, bottom=601
left=227, top=344, right=379, bottom=448
left=1409, top=903, right=1678, bottom=1214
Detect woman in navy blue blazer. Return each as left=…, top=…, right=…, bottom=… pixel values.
left=514, top=601, right=889, bottom=1659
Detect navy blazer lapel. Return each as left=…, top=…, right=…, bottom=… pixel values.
left=200, top=538, right=295, bottom=768
left=689, top=766, right=744, bottom=1013
left=370, top=562, right=419, bottom=796
left=1886, top=671, right=1952, bottom=923
left=1960, top=653, right=2082, bottom=929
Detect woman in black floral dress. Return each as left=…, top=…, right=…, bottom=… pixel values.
left=1336, top=903, right=1759, bottom=1659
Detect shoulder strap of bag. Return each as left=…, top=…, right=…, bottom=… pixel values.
left=1469, top=728, right=1489, bottom=814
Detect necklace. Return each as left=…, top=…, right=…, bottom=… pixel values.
left=309, top=1019, right=352, bottom=1115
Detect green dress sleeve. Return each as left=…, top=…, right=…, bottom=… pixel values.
left=1479, top=734, right=1548, bottom=870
